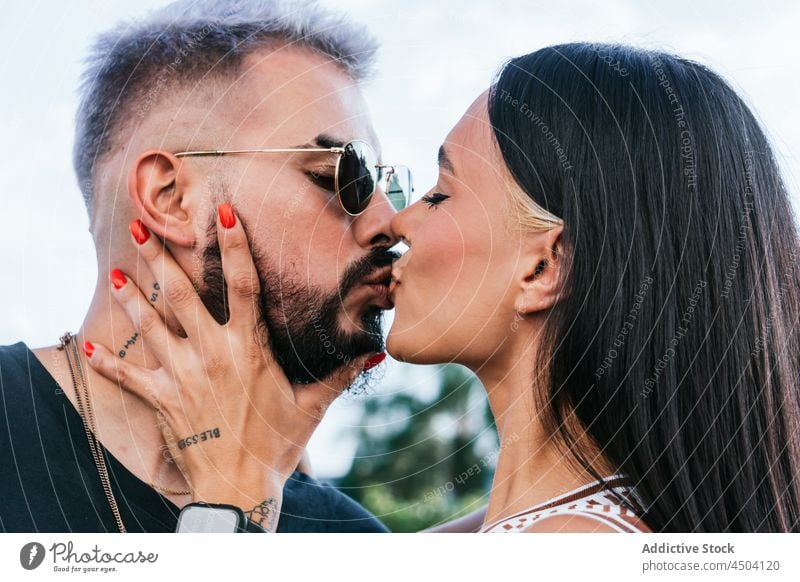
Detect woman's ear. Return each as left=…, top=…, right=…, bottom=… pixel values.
left=514, top=225, right=564, bottom=315
left=127, top=149, right=196, bottom=247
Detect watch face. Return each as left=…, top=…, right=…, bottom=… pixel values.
left=177, top=505, right=241, bottom=533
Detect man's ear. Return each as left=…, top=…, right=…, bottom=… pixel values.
left=127, top=149, right=196, bottom=247
left=514, top=225, right=564, bottom=315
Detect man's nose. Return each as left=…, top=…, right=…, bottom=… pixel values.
left=351, top=185, right=401, bottom=248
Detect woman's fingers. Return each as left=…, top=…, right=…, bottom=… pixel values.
left=128, top=218, right=215, bottom=343
left=108, top=266, right=177, bottom=372
left=216, top=203, right=263, bottom=336
left=84, top=341, right=160, bottom=409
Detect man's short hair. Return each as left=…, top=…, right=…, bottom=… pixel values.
left=73, top=0, right=378, bottom=213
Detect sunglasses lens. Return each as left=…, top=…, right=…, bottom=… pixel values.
left=385, top=166, right=412, bottom=211
left=339, top=141, right=377, bottom=215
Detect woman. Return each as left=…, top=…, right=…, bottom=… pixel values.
left=87, top=43, right=800, bottom=532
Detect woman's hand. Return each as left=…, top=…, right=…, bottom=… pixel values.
left=85, top=203, right=374, bottom=528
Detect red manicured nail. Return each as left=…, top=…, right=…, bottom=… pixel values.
left=218, top=203, right=236, bottom=229
left=110, top=268, right=127, bottom=290
left=362, top=352, right=387, bottom=371
left=130, top=219, right=150, bottom=245
left=83, top=341, right=95, bottom=358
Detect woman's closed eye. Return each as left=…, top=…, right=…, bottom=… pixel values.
left=421, top=192, right=451, bottom=208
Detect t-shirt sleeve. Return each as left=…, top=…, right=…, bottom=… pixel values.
left=277, top=471, right=389, bottom=533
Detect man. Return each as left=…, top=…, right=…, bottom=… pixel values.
left=0, top=0, right=399, bottom=533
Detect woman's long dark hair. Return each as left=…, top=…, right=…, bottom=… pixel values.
left=488, top=43, right=800, bottom=532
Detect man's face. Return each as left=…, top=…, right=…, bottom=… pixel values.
left=185, top=47, right=399, bottom=383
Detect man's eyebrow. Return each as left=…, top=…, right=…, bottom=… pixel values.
left=292, top=133, right=346, bottom=149
left=313, top=133, right=346, bottom=149
left=438, top=145, right=455, bottom=174
left=294, top=134, right=384, bottom=164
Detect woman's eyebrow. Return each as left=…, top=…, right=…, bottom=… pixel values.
left=438, top=145, right=455, bottom=174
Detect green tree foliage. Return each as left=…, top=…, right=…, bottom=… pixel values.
left=337, top=364, right=497, bottom=532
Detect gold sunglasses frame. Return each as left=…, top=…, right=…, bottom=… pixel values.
left=174, top=139, right=411, bottom=216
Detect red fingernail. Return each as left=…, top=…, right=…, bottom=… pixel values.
left=362, top=352, right=387, bottom=371
left=110, top=268, right=127, bottom=290
left=218, top=203, right=236, bottom=229
left=83, top=341, right=95, bottom=358
left=130, top=219, right=150, bottom=245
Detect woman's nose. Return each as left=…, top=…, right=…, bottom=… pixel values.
left=389, top=203, right=416, bottom=246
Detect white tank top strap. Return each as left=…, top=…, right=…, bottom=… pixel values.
left=482, top=475, right=648, bottom=533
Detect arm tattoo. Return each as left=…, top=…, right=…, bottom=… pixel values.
left=246, top=498, right=279, bottom=532
left=177, top=427, right=221, bottom=449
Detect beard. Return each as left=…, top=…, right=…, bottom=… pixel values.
left=196, top=217, right=399, bottom=385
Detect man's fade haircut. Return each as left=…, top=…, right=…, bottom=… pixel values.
left=73, top=0, right=379, bottom=214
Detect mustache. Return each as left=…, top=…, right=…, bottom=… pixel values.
left=338, top=246, right=401, bottom=298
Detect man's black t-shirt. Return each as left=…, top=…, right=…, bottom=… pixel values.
left=0, top=342, right=387, bottom=533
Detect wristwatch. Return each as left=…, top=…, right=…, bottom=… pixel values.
left=176, top=502, right=267, bottom=533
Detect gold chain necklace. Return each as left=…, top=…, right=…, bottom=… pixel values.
left=58, top=332, right=192, bottom=531
left=59, top=332, right=127, bottom=533
left=150, top=482, right=192, bottom=496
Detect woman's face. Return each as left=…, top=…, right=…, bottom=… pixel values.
left=387, top=91, right=549, bottom=367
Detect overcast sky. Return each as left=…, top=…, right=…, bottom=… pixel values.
left=1, top=0, right=797, bottom=477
